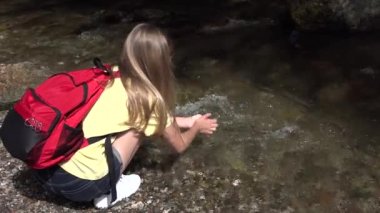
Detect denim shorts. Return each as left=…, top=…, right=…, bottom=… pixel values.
left=33, top=148, right=122, bottom=202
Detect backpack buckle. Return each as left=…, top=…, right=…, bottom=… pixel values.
left=93, top=57, right=111, bottom=74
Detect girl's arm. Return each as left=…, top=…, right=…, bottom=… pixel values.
left=175, top=114, right=202, bottom=129
left=163, top=113, right=218, bottom=153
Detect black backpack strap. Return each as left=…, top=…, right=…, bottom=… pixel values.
left=87, top=135, right=106, bottom=144
left=87, top=135, right=117, bottom=202
left=105, top=135, right=117, bottom=202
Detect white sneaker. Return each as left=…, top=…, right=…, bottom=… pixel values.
left=94, top=174, right=141, bottom=209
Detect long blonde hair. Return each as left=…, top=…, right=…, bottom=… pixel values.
left=119, top=23, right=175, bottom=135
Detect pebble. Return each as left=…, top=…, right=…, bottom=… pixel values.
left=232, top=179, right=241, bottom=186
left=130, top=201, right=144, bottom=209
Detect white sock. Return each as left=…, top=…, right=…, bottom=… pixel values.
left=94, top=174, right=141, bottom=209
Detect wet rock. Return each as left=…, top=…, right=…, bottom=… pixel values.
left=319, top=121, right=346, bottom=138
left=78, top=31, right=105, bottom=42
left=270, top=125, right=299, bottom=139
left=200, top=18, right=270, bottom=33
left=288, top=0, right=380, bottom=32
left=0, top=62, right=48, bottom=104
left=134, top=9, right=170, bottom=21
left=360, top=67, right=377, bottom=77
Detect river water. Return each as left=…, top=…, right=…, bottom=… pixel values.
left=1, top=0, right=380, bottom=212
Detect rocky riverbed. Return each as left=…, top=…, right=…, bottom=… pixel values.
left=0, top=140, right=255, bottom=213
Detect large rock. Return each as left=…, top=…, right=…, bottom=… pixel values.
left=0, top=62, right=48, bottom=105
left=288, top=0, right=380, bottom=31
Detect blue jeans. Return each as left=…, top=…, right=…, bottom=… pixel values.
left=33, top=148, right=122, bottom=202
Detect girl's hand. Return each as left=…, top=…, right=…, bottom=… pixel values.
left=193, top=113, right=218, bottom=135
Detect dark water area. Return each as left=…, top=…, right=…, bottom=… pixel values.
left=1, top=0, right=380, bottom=212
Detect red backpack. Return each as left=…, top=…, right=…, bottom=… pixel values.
left=0, top=58, right=117, bottom=169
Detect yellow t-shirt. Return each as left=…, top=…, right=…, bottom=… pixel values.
left=59, top=77, right=172, bottom=180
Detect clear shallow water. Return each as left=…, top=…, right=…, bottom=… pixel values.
left=1, top=0, right=380, bottom=212
left=173, top=34, right=380, bottom=211
left=175, top=73, right=380, bottom=212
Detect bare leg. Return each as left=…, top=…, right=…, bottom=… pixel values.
left=112, top=130, right=141, bottom=173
